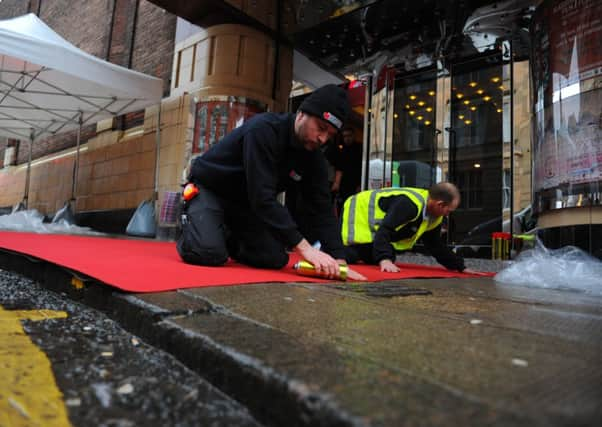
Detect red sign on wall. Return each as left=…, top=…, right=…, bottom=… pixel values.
left=193, top=98, right=265, bottom=154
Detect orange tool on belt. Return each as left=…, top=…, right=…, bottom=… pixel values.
left=182, top=183, right=199, bottom=201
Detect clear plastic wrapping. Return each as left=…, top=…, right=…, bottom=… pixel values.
left=494, top=238, right=602, bottom=295
left=0, top=209, right=101, bottom=235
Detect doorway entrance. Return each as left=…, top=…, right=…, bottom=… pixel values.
left=375, top=53, right=510, bottom=255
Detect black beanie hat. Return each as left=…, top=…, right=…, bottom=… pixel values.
left=299, top=84, right=350, bottom=130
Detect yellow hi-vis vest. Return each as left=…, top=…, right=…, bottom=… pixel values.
left=341, top=187, right=443, bottom=251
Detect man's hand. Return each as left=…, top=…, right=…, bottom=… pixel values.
left=379, top=259, right=400, bottom=272
left=331, top=170, right=343, bottom=193
left=294, top=239, right=341, bottom=278
left=335, top=259, right=367, bottom=281
left=345, top=267, right=367, bottom=281
left=462, top=268, right=490, bottom=276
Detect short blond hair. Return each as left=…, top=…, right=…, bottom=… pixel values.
left=429, top=182, right=460, bottom=205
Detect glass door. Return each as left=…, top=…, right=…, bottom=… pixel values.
left=392, top=69, right=439, bottom=188
left=447, top=55, right=505, bottom=251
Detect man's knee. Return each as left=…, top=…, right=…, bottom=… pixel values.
left=177, top=190, right=230, bottom=266
left=176, top=226, right=229, bottom=266
left=177, top=240, right=229, bottom=266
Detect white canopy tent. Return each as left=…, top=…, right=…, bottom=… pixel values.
left=0, top=13, right=163, bottom=208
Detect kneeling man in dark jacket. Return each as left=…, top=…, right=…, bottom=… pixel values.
left=178, top=84, right=364, bottom=280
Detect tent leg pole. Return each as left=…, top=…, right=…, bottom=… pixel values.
left=153, top=102, right=162, bottom=203
left=23, top=132, right=34, bottom=210
left=151, top=102, right=162, bottom=235
left=71, top=112, right=83, bottom=211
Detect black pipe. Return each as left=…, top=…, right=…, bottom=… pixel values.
left=445, top=126, right=457, bottom=245
left=362, top=75, right=373, bottom=190
left=382, top=69, right=390, bottom=187
left=106, top=0, right=117, bottom=61
left=271, top=0, right=282, bottom=103
left=128, top=0, right=140, bottom=69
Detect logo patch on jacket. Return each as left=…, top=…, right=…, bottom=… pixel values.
left=289, top=169, right=302, bottom=182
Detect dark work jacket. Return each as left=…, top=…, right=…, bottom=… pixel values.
left=189, top=112, right=346, bottom=259
left=330, top=142, right=362, bottom=200
left=375, top=194, right=465, bottom=271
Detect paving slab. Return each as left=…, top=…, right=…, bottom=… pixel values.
left=168, top=279, right=601, bottom=426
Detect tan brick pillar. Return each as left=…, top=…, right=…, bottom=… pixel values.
left=155, top=23, right=292, bottom=239
left=173, top=24, right=291, bottom=107
left=171, top=24, right=292, bottom=154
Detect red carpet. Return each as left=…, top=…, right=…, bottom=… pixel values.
left=0, top=231, right=491, bottom=292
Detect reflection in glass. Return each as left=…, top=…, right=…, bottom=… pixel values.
left=392, top=70, right=438, bottom=188
left=448, top=60, right=504, bottom=245
left=531, top=0, right=602, bottom=212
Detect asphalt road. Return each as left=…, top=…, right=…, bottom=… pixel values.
left=0, top=268, right=263, bottom=427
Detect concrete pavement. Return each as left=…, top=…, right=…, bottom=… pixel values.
left=0, top=249, right=600, bottom=427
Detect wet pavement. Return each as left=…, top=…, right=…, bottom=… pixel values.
left=0, top=270, right=262, bottom=427
left=1, top=249, right=601, bottom=427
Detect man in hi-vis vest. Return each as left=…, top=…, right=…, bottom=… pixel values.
left=341, top=182, right=483, bottom=274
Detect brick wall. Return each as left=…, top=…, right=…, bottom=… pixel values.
left=132, top=0, right=176, bottom=96
left=0, top=164, right=25, bottom=209
left=108, top=0, right=138, bottom=66
left=0, top=139, right=6, bottom=169
left=0, top=0, right=29, bottom=19
left=0, top=96, right=191, bottom=215
left=39, top=0, right=113, bottom=59
left=15, top=126, right=98, bottom=165
left=74, top=131, right=157, bottom=213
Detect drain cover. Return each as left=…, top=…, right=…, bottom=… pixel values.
left=331, top=283, right=432, bottom=297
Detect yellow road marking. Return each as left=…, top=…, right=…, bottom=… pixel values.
left=0, top=305, right=72, bottom=427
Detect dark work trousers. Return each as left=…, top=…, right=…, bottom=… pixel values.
left=176, top=186, right=289, bottom=269
left=344, top=243, right=377, bottom=265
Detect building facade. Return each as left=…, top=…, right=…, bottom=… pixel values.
left=0, top=0, right=600, bottom=257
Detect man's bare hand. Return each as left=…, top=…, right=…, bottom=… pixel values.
left=335, top=259, right=366, bottom=281
left=345, top=267, right=367, bottom=281
left=295, top=239, right=340, bottom=278
left=379, top=259, right=400, bottom=272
